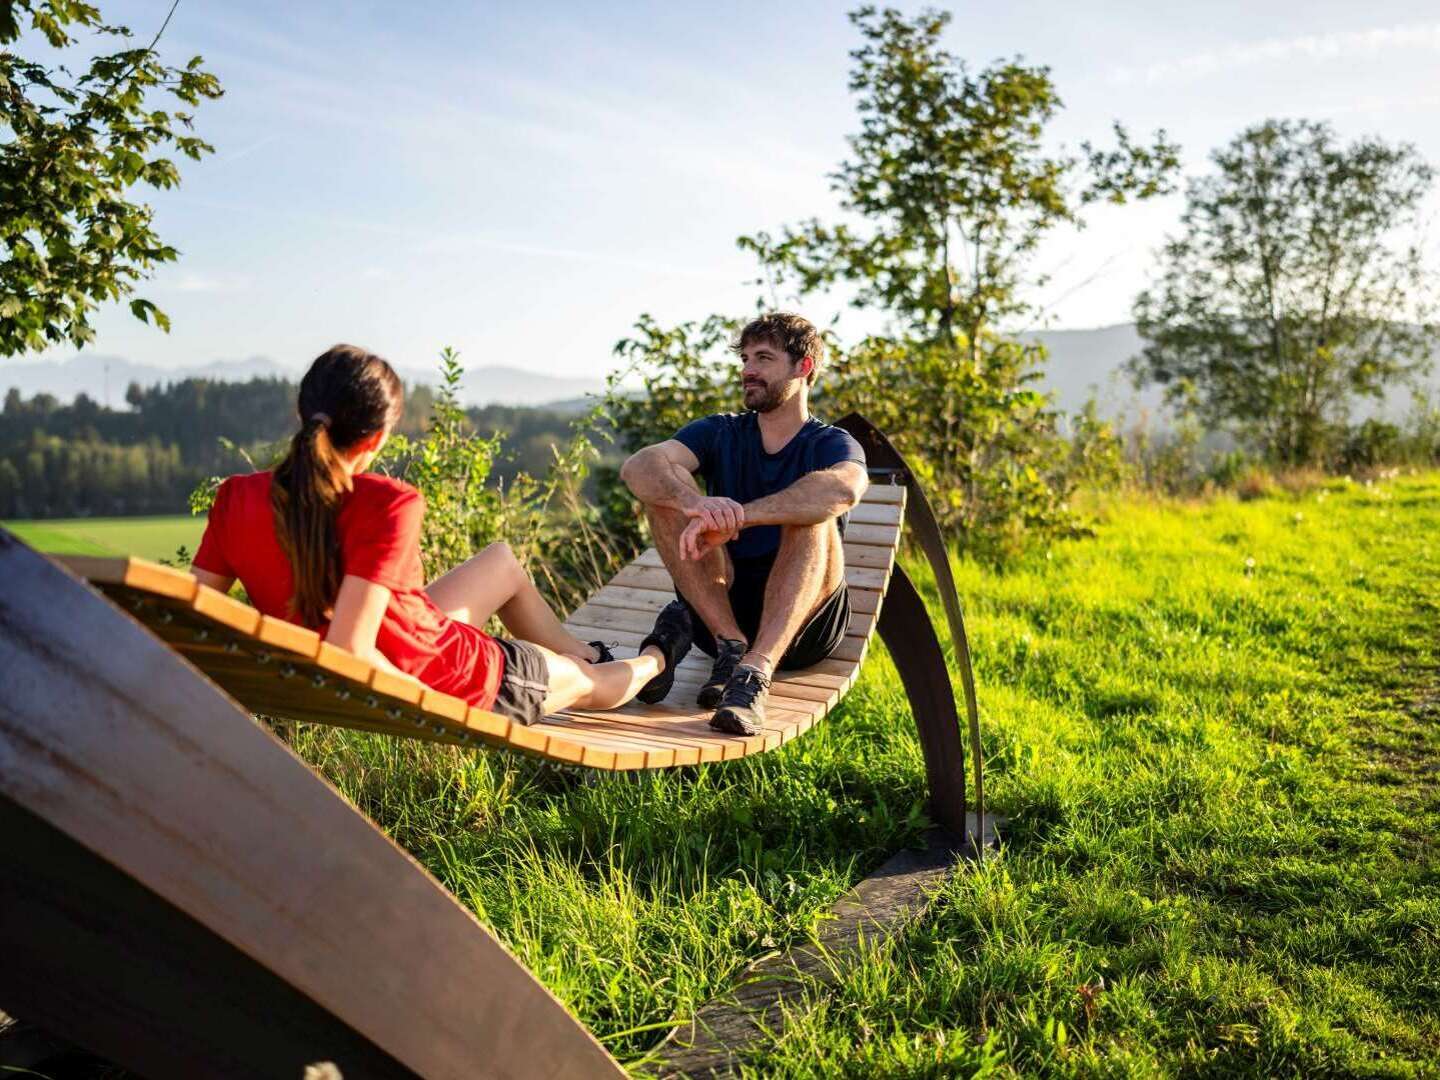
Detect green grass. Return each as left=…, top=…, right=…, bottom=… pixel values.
left=278, top=474, right=1440, bottom=1077
left=4, top=514, right=203, bottom=562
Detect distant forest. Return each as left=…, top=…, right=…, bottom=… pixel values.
left=0, top=377, right=591, bottom=519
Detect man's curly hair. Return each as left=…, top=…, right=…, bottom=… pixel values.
left=732, top=312, right=825, bottom=385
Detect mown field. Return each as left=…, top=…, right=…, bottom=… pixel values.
left=3, top=514, right=202, bottom=562
left=37, top=477, right=1440, bottom=1076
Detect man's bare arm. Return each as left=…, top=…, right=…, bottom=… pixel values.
left=741, top=461, right=868, bottom=527
left=620, top=440, right=704, bottom=510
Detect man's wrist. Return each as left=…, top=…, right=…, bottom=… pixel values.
left=740, top=500, right=772, bottom=526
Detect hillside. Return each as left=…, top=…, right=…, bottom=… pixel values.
left=7, top=325, right=1433, bottom=421
left=0, top=353, right=605, bottom=410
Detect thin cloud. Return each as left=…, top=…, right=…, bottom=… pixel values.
left=153, top=271, right=252, bottom=294
left=1111, top=21, right=1440, bottom=85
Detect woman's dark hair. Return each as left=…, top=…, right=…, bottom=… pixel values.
left=272, top=344, right=404, bottom=626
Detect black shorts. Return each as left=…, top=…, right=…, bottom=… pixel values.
left=491, top=637, right=550, bottom=727
left=678, top=556, right=851, bottom=671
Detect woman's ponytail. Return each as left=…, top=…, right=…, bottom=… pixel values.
left=271, top=345, right=404, bottom=626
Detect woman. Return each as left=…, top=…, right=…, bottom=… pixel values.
left=190, top=344, right=692, bottom=725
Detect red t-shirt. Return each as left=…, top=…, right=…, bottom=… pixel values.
left=192, top=471, right=505, bottom=709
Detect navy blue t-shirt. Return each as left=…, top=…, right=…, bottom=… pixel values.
left=673, top=412, right=866, bottom=563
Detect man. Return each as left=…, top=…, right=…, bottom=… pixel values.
left=620, top=312, right=869, bottom=735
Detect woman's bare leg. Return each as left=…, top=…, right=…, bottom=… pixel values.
left=537, top=645, right=666, bottom=715
left=426, top=542, right=599, bottom=659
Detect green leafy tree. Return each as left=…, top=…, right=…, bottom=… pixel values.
left=1, top=0, right=222, bottom=355
left=732, top=5, right=1171, bottom=550
left=1131, top=119, right=1437, bottom=465
left=742, top=7, right=1177, bottom=359
left=603, top=314, right=741, bottom=450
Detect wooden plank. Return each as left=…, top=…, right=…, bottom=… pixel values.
left=3, top=534, right=626, bottom=1079
left=316, top=641, right=375, bottom=684
left=844, top=522, right=901, bottom=546
left=841, top=544, right=896, bottom=570
left=632, top=542, right=896, bottom=572
left=575, top=584, right=675, bottom=614
left=0, top=795, right=419, bottom=1080
left=858, top=483, right=905, bottom=504
left=844, top=565, right=889, bottom=590
left=565, top=614, right=874, bottom=649
left=191, top=586, right=263, bottom=636
left=552, top=703, right=809, bottom=753
left=612, top=559, right=890, bottom=596
left=54, top=554, right=200, bottom=602
left=540, top=718, right=713, bottom=766
left=847, top=502, right=903, bottom=526
left=587, top=579, right=881, bottom=617
left=255, top=615, right=321, bottom=657
left=611, top=564, right=678, bottom=591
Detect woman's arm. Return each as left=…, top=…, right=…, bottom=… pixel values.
left=192, top=567, right=236, bottom=594
left=327, top=574, right=419, bottom=682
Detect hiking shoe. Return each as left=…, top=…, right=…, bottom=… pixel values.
left=697, top=637, right=747, bottom=708
left=588, top=640, right=616, bottom=664
left=636, top=600, right=693, bottom=704
left=708, top=665, right=772, bottom=736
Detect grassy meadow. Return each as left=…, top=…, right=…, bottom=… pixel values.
left=3, top=514, right=202, bottom=562
left=277, top=472, right=1440, bottom=1077
left=36, top=476, right=1437, bottom=1076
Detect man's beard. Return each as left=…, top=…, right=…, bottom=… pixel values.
left=742, top=381, right=787, bottom=413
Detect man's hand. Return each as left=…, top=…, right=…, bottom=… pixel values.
left=684, top=496, right=745, bottom=537
left=680, top=516, right=736, bottom=561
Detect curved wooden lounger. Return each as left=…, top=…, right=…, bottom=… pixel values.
left=51, top=482, right=905, bottom=775
left=0, top=415, right=986, bottom=1078
left=46, top=414, right=984, bottom=839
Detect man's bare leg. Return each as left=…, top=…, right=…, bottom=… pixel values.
left=642, top=476, right=745, bottom=645
left=710, top=522, right=844, bottom=736
left=743, top=521, right=845, bottom=677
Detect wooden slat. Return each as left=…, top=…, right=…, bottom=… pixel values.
left=565, top=612, right=873, bottom=647
left=845, top=522, right=901, bottom=546
left=841, top=544, right=896, bottom=570
left=859, top=483, right=905, bottom=504
left=572, top=584, right=674, bottom=614
left=630, top=544, right=892, bottom=572
left=848, top=502, right=903, bottom=526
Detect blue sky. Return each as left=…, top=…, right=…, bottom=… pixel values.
left=29, top=0, right=1440, bottom=379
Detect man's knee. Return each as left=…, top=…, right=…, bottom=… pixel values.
left=777, top=521, right=833, bottom=553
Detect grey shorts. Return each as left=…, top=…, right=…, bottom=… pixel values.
left=491, top=638, right=550, bottom=727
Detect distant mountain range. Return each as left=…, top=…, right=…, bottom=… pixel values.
left=0, top=353, right=607, bottom=410
left=5, top=325, right=1431, bottom=421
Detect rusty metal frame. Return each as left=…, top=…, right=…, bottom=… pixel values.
left=836, top=414, right=986, bottom=854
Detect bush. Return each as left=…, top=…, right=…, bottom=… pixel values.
left=823, top=332, right=1099, bottom=561
left=599, top=316, right=1122, bottom=563
left=1339, top=419, right=1403, bottom=472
